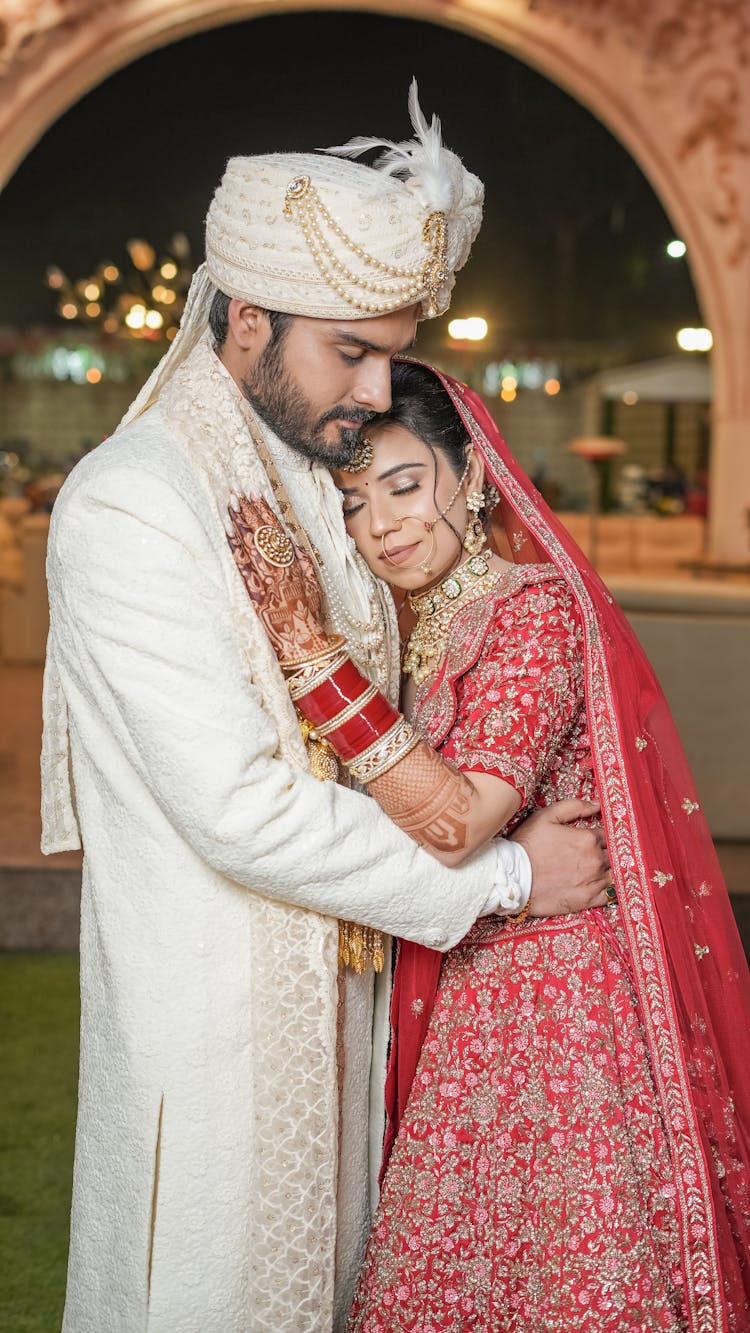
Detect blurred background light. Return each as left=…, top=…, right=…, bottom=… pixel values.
left=448, top=316, right=488, bottom=341
left=676, top=327, right=712, bottom=352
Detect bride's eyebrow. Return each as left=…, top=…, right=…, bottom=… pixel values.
left=377, top=462, right=428, bottom=481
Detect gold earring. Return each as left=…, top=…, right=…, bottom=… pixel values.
left=463, top=489, right=486, bottom=555
left=463, top=514, right=487, bottom=556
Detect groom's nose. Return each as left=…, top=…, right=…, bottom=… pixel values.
left=350, top=359, right=393, bottom=413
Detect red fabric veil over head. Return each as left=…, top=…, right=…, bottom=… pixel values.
left=383, top=361, right=750, bottom=1333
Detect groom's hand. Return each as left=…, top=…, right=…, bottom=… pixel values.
left=510, top=799, right=612, bottom=916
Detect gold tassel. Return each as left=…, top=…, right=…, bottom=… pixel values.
left=298, top=714, right=384, bottom=974
left=338, top=922, right=384, bottom=974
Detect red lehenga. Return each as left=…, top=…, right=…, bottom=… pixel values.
left=348, top=367, right=750, bottom=1333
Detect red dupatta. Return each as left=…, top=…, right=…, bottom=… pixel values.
left=382, top=362, right=750, bottom=1333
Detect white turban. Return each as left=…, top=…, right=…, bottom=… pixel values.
left=122, top=83, right=483, bottom=424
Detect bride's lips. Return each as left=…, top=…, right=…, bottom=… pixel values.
left=382, top=541, right=420, bottom=566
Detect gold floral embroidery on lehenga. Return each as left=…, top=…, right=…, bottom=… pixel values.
left=350, top=913, right=686, bottom=1332
left=349, top=571, right=687, bottom=1333
left=461, top=405, right=728, bottom=1332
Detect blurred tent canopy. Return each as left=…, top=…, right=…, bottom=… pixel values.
left=593, top=356, right=711, bottom=403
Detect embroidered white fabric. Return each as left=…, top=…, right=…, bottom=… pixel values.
left=157, top=339, right=398, bottom=1323
left=119, top=85, right=483, bottom=430
left=41, top=335, right=501, bottom=1326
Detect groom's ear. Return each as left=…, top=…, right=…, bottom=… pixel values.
left=227, top=300, right=268, bottom=354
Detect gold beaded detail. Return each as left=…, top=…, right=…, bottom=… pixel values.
left=252, top=523, right=296, bottom=567
left=422, top=212, right=449, bottom=318
left=283, top=175, right=448, bottom=317
left=346, top=435, right=374, bottom=474
left=297, top=714, right=340, bottom=783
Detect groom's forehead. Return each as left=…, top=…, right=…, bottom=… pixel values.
left=300, top=311, right=419, bottom=351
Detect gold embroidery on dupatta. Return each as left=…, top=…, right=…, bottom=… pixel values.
left=450, top=392, right=725, bottom=1333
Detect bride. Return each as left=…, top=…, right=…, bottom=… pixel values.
left=228, top=358, right=749, bottom=1331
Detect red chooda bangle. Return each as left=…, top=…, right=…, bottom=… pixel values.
left=294, top=659, right=401, bottom=765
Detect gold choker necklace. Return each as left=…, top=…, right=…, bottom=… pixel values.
left=403, top=553, right=503, bottom=684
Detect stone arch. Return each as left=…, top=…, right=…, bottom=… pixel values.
left=2, top=0, right=748, bottom=559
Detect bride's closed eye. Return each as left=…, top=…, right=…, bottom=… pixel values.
left=341, top=480, right=420, bottom=519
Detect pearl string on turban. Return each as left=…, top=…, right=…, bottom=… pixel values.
left=121, top=82, right=483, bottom=426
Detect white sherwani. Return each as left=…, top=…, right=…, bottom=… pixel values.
left=42, top=338, right=493, bottom=1332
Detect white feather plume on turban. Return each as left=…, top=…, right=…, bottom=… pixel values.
left=121, top=83, right=483, bottom=425
left=208, top=82, right=483, bottom=320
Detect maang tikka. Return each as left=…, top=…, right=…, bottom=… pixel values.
left=347, top=435, right=374, bottom=474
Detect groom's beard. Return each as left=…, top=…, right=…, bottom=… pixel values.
left=240, top=338, right=375, bottom=467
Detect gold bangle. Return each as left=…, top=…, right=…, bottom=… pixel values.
left=508, top=897, right=532, bottom=925
left=287, top=649, right=350, bottom=702
left=356, top=731, right=421, bottom=784
left=279, top=634, right=346, bottom=671
left=347, top=718, right=420, bottom=785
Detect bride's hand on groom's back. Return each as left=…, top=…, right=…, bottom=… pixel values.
left=510, top=799, right=614, bottom=915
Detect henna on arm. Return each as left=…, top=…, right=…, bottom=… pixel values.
left=366, top=742, right=521, bottom=866
left=371, top=742, right=473, bottom=856
left=227, top=494, right=330, bottom=661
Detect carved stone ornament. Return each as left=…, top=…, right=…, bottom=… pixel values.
left=0, top=1, right=109, bottom=76
left=529, top=0, right=750, bottom=264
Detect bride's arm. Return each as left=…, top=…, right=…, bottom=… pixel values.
left=226, top=494, right=550, bottom=870
left=368, top=744, right=519, bottom=868
left=228, top=495, right=612, bottom=916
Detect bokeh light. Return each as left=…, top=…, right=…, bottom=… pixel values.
left=447, top=317, right=488, bottom=341
left=676, top=327, right=712, bottom=352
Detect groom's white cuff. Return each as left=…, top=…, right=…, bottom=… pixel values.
left=480, top=839, right=532, bottom=917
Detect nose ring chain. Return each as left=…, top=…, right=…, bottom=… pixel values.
left=378, top=445, right=474, bottom=578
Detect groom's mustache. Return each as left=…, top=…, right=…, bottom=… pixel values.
left=318, top=405, right=377, bottom=428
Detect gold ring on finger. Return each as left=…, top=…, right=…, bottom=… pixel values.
left=604, top=883, right=617, bottom=903
left=253, top=524, right=295, bottom=568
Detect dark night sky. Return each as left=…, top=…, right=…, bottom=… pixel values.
left=0, top=9, right=701, bottom=353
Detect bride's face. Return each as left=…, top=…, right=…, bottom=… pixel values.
left=332, top=422, right=485, bottom=593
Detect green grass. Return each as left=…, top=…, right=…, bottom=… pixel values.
left=0, top=954, right=79, bottom=1333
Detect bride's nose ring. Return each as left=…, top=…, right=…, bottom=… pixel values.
left=381, top=516, right=437, bottom=575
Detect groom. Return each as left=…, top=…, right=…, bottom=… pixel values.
left=43, top=89, right=610, bottom=1331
